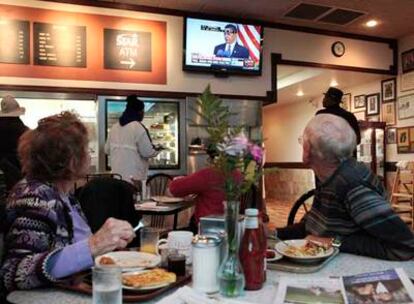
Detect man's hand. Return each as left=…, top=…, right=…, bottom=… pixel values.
left=89, top=218, right=135, bottom=257
left=305, top=235, right=333, bottom=248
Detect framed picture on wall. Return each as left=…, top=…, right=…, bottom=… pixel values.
left=353, top=95, right=366, bottom=110
left=386, top=128, right=396, bottom=144
left=381, top=78, right=396, bottom=102
left=366, top=93, right=380, bottom=116
left=401, top=48, right=414, bottom=74
left=354, top=111, right=365, bottom=121
left=340, top=93, right=351, bottom=111
left=397, top=127, right=410, bottom=153
left=397, top=94, right=414, bottom=120
left=381, top=102, right=396, bottom=125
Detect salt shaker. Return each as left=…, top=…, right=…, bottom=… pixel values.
left=192, top=234, right=221, bottom=293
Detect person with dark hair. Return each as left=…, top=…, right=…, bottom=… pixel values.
left=105, top=94, right=160, bottom=184
left=214, top=24, right=250, bottom=59
left=168, top=144, right=227, bottom=233
left=1, top=112, right=135, bottom=292
left=0, top=95, right=28, bottom=169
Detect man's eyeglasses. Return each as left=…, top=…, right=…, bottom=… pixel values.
left=224, top=30, right=236, bottom=35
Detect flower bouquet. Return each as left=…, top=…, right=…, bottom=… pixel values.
left=193, top=85, right=263, bottom=297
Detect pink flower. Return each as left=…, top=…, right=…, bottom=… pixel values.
left=219, top=134, right=249, bottom=156
left=249, top=144, right=263, bottom=164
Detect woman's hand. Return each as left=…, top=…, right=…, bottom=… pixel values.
left=89, top=218, right=135, bottom=257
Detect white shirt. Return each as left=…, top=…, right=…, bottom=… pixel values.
left=105, top=121, right=158, bottom=183
left=226, top=41, right=236, bottom=56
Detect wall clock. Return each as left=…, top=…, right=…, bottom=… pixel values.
left=332, top=41, right=345, bottom=57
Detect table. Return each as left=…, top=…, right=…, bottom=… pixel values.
left=7, top=253, right=414, bottom=304
left=135, top=201, right=195, bottom=230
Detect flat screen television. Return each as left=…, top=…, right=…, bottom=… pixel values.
left=183, top=17, right=263, bottom=75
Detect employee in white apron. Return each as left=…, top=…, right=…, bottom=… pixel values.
left=105, top=95, right=159, bottom=184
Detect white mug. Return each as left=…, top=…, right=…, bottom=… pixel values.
left=157, top=231, right=194, bottom=264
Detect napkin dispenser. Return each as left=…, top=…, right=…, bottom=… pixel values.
left=199, top=214, right=245, bottom=262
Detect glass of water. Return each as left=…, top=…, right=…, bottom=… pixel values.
left=92, top=266, right=122, bottom=304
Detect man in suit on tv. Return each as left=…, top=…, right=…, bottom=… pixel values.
left=214, top=24, right=249, bottom=59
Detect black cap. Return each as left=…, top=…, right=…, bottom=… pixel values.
left=126, top=94, right=144, bottom=112
left=323, top=87, right=343, bottom=107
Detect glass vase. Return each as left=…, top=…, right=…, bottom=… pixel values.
left=217, top=200, right=245, bottom=297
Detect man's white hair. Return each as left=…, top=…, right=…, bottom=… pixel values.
left=304, top=114, right=356, bottom=164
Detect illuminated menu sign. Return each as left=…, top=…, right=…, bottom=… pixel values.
left=104, top=29, right=152, bottom=71
left=0, top=19, right=29, bottom=64
left=33, top=22, right=86, bottom=67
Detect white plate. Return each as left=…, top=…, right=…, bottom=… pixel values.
left=151, top=196, right=184, bottom=204
left=275, top=239, right=334, bottom=263
left=122, top=270, right=171, bottom=291
left=95, top=251, right=161, bottom=271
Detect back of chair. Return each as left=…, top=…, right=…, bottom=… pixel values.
left=76, top=177, right=139, bottom=233
left=0, top=158, right=22, bottom=194
left=86, top=173, right=122, bottom=182
left=146, top=173, right=173, bottom=196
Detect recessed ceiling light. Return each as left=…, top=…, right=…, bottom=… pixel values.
left=330, top=80, right=338, bottom=87
left=366, top=20, right=378, bottom=27
left=296, top=90, right=304, bottom=97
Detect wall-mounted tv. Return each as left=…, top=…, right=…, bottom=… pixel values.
left=183, top=17, right=263, bottom=75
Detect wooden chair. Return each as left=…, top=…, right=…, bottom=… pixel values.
left=86, top=173, right=122, bottom=182
left=390, top=163, right=414, bottom=228
left=146, top=173, right=173, bottom=230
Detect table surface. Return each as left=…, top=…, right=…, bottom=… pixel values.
left=135, top=201, right=194, bottom=215
left=7, top=253, right=414, bottom=304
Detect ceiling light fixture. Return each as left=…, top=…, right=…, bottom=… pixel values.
left=366, top=20, right=378, bottom=27
left=296, top=90, right=304, bottom=97
left=330, top=80, right=338, bottom=87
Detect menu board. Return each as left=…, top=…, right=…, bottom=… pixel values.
left=0, top=19, right=29, bottom=64
left=104, top=29, right=152, bottom=71
left=33, top=22, right=86, bottom=67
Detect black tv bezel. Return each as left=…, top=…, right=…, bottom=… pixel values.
left=182, top=16, right=264, bottom=76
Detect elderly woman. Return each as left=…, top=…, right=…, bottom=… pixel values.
left=1, top=112, right=135, bottom=291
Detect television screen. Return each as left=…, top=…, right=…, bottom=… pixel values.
left=183, top=17, right=263, bottom=75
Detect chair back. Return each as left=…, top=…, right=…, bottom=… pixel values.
left=287, top=189, right=315, bottom=225
left=76, top=177, right=140, bottom=234
left=86, top=173, right=122, bottom=182
left=146, top=173, right=173, bottom=196
left=0, top=158, right=22, bottom=193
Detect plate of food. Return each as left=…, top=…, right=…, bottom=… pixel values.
left=275, top=239, right=334, bottom=263
left=122, top=268, right=176, bottom=291
left=95, top=251, right=161, bottom=271
left=151, top=196, right=184, bottom=204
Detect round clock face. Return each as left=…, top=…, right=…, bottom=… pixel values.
left=332, top=41, right=345, bottom=57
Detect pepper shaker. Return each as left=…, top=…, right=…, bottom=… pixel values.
left=192, top=234, right=221, bottom=293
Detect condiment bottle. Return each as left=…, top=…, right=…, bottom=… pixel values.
left=192, top=234, right=221, bottom=293
left=258, top=211, right=267, bottom=282
left=239, top=208, right=264, bottom=290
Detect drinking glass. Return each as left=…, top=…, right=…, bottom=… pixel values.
left=140, top=227, right=160, bottom=254
left=92, top=266, right=122, bottom=304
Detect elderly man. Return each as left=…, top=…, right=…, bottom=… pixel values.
left=277, top=114, right=414, bottom=260
left=214, top=24, right=249, bottom=59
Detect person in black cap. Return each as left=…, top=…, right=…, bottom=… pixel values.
left=105, top=94, right=159, bottom=184
left=214, top=24, right=250, bottom=59
left=316, top=87, right=361, bottom=145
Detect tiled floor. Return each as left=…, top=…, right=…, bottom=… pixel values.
left=265, top=198, right=306, bottom=230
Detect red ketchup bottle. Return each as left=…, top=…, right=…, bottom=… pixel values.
left=258, top=211, right=267, bottom=282
left=239, top=208, right=264, bottom=290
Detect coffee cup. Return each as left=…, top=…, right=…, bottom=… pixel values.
left=157, top=231, right=194, bottom=264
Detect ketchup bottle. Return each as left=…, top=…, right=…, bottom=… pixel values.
left=239, top=208, right=264, bottom=290
left=258, top=211, right=267, bottom=282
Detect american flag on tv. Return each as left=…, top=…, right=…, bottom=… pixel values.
left=237, top=25, right=262, bottom=62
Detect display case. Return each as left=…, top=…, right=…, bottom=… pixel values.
left=357, top=121, right=386, bottom=184
left=98, top=96, right=186, bottom=175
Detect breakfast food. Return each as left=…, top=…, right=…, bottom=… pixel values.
left=99, top=256, right=116, bottom=265
left=122, top=268, right=176, bottom=288
left=284, top=241, right=330, bottom=257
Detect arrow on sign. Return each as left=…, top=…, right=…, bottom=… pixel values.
left=120, top=58, right=136, bottom=69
